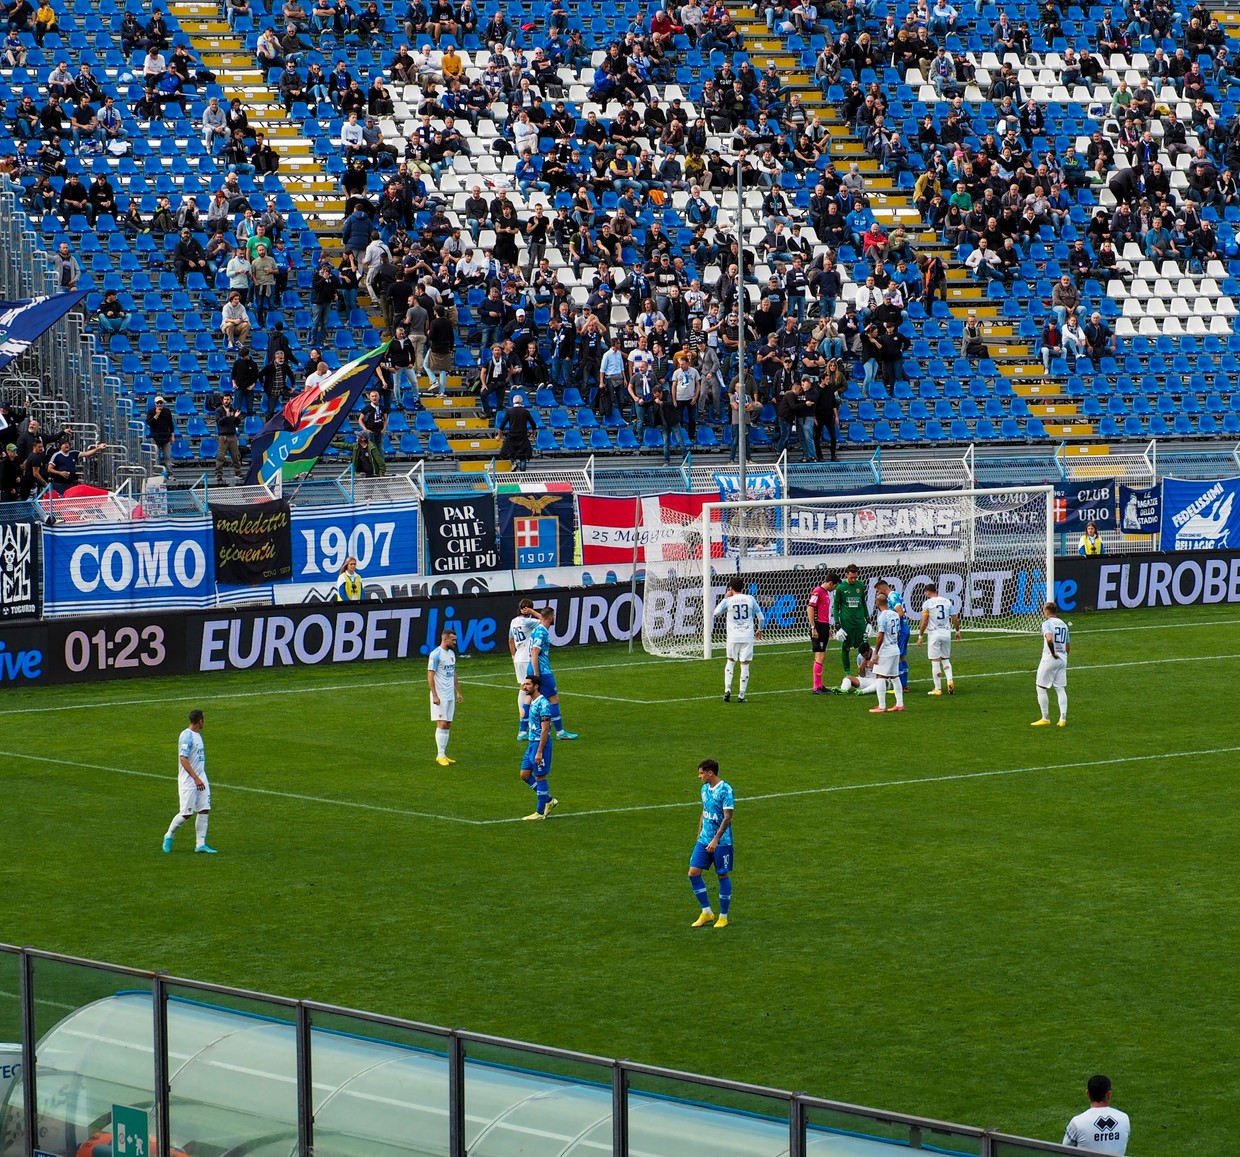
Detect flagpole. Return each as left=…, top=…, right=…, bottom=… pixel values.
left=735, top=159, right=748, bottom=488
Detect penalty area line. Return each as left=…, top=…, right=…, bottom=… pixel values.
left=476, top=744, right=1240, bottom=824
left=0, top=749, right=490, bottom=826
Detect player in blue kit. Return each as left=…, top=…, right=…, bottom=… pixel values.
left=519, top=674, right=559, bottom=819
left=529, top=606, right=578, bottom=740
left=688, top=759, right=734, bottom=929
left=875, top=579, right=911, bottom=690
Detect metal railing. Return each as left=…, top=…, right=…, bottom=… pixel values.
left=0, top=943, right=1089, bottom=1157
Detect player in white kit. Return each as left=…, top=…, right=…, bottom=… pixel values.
left=428, top=628, right=462, bottom=765
left=712, top=575, right=765, bottom=703
left=1062, top=1075, right=1130, bottom=1153
left=869, top=593, right=905, bottom=714
left=163, top=709, right=216, bottom=854
left=839, top=642, right=877, bottom=693
left=508, top=597, right=542, bottom=740
left=917, top=583, right=960, bottom=696
left=1033, top=601, right=1070, bottom=727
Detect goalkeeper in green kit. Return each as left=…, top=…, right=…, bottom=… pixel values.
left=833, top=563, right=869, bottom=674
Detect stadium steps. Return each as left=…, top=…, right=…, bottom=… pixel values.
left=726, top=5, right=1085, bottom=438
left=168, top=3, right=338, bottom=215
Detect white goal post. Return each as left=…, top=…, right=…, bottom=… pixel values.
left=639, top=486, right=1056, bottom=660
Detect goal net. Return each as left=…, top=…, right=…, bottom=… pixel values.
left=640, top=486, right=1055, bottom=659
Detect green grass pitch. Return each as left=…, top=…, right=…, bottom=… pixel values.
left=3, top=604, right=1239, bottom=1154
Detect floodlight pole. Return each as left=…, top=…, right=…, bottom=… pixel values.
left=736, top=159, right=748, bottom=486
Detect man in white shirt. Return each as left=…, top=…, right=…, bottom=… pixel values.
left=965, top=239, right=1003, bottom=280
left=1063, top=1075, right=1130, bottom=1154
left=201, top=96, right=227, bottom=151
left=340, top=111, right=366, bottom=159
left=712, top=575, right=765, bottom=703
left=1033, top=600, right=1070, bottom=727
left=427, top=628, right=462, bottom=766
left=869, top=592, right=905, bottom=713
left=917, top=582, right=959, bottom=696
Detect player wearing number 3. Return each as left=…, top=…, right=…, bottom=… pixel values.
left=1033, top=602, right=1070, bottom=727
left=917, top=583, right=960, bottom=696
left=714, top=575, right=765, bottom=703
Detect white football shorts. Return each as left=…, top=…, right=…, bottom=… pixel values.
left=726, top=639, right=755, bottom=663
left=430, top=694, right=456, bottom=723
left=874, top=647, right=901, bottom=678
left=1036, top=656, right=1067, bottom=688
left=927, top=630, right=952, bottom=660
left=178, top=774, right=211, bottom=815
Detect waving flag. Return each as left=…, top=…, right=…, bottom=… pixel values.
left=245, top=342, right=389, bottom=488
left=0, top=290, right=88, bottom=370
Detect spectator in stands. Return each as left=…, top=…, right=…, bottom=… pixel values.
left=262, top=348, right=297, bottom=417
left=1083, top=312, right=1115, bottom=369
left=5, top=0, right=33, bottom=34
left=32, top=0, right=56, bottom=45
left=49, top=240, right=79, bottom=290
left=46, top=436, right=108, bottom=494
left=17, top=439, right=46, bottom=498
left=145, top=397, right=176, bottom=469
left=230, top=347, right=259, bottom=415
left=426, top=305, right=456, bottom=396
left=221, top=291, right=252, bottom=350
left=1040, top=318, right=1064, bottom=378
left=97, top=290, right=129, bottom=337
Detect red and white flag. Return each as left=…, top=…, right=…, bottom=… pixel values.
left=578, top=493, right=720, bottom=564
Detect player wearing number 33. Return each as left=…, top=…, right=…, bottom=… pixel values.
left=1033, top=601, right=1070, bottom=727
left=713, top=575, right=764, bottom=703
left=689, top=759, right=734, bottom=929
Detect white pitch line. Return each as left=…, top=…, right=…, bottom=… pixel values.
left=0, top=750, right=490, bottom=826
left=476, top=745, right=1240, bottom=825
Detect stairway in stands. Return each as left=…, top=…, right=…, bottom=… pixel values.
left=727, top=5, right=1095, bottom=442
left=162, top=6, right=507, bottom=468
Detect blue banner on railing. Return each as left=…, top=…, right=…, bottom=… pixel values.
left=1160, top=477, right=1240, bottom=551
left=0, top=290, right=89, bottom=370
left=1053, top=480, right=1116, bottom=529
left=42, top=518, right=216, bottom=616
left=1119, top=484, right=1161, bottom=534
left=285, top=501, right=422, bottom=584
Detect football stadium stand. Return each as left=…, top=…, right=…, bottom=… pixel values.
left=2, top=0, right=1240, bottom=482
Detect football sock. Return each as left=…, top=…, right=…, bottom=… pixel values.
left=518, top=692, right=530, bottom=723
left=931, top=659, right=942, bottom=690
left=719, top=876, right=732, bottom=916
left=893, top=679, right=904, bottom=709
left=812, top=659, right=823, bottom=691
left=739, top=666, right=750, bottom=697
left=875, top=680, right=886, bottom=709
left=526, top=773, right=538, bottom=790
left=941, top=658, right=954, bottom=685
left=898, top=658, right=909, bottom=689
left=550, top=702, right=564, bottom=730
left=841, top=645, right=851, bottom=673
left=723, top=659, right=735, bottom=692
left=1036, top=686, right=1050, bottom=720
left=535, top=777, right=551, bottom=813
left=1055, top=687, right=1068, bottom=719
left=165, top=814, right=187, bottom=840
left=689, top=875, right=711, bottom=911
left=435, top=729, right=450, bottom=757
left=194, top=813, right=209, bottom=847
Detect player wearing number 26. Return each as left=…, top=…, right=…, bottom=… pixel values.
left=713, top=575, right=764, bottom=703
left=1033, top=601, right=1070, bottom=728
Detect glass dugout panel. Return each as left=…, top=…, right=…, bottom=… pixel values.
left=308, top=1008, right=452, bottom=1157
left=30, top=957, right=155, bottom=1157
left=804, top=1102, right=983, bottom=1155
left=163, top=984, right=298, bottom=1157
left=0, top=950, right=26, bottom=1157
left=626, top=1070, right=791, bottom=1157
left=992, top=1139, right=1078, bottom=1156
left=462, top=1038, right=614, bottom=1157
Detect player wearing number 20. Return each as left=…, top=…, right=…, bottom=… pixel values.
left=713, top=575, right=765, bottom=703
left=1033, top=602, right=1070, bottom=728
